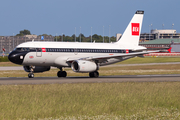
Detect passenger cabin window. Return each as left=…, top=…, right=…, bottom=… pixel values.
left=36, top=48, right=42, bottom=52
left=29, top=48, right=36, bottom=51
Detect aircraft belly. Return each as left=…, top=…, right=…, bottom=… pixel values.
left=23, top=52, right=57, bottom=66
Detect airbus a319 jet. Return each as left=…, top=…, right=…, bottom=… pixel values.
left=8, top=10, right=154, bottom=78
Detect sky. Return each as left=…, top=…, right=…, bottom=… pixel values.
left=0, top=0, right=179, bottom=37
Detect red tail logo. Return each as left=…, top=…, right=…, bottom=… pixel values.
left=131, top=23, right=140, bottom=36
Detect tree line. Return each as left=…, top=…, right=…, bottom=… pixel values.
left=16, top=29, right=116, bottom=43
left=54, top=34, right=116, bottom=43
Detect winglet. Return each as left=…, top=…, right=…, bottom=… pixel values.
left=167, top=47, right=172, bottom=53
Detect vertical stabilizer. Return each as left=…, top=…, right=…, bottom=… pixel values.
left=116, top=10, right=144, bottom=46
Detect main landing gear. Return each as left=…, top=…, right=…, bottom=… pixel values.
left=27, top=66, right=99, bottom=78
left=56, top=67, right=99, bottom=78
left=89, top=71, right=99, bottom=78
left=57, top=67, right=67, bottom=77
left=28, top=66, right=34, bottom=78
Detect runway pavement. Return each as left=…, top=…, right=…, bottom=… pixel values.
left=0, top=74, right=180, bottom=85
left=1, top=62, right=180, bottom=71
left=1, top=62, right=180, bottom=85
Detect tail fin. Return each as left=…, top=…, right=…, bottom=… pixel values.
left=116, top=10, right=144, bottom=46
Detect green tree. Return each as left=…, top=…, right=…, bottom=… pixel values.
left=72, top=34, right=76, bottom=42
left=79, top=33, right=85, bottom=38
left=40, top=34, right=49, bottom=36
left=92, top=34, right=103, bottom=42
left=92, top=34, right=99, bottom=39
left=16, top=29, right=31, bottom=36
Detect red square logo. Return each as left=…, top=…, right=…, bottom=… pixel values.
left=42, top=48, right=46, bottom=52
left=131, top=23, right=140, bottom=36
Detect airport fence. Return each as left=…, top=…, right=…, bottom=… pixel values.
left=144, top=53, right=180, bottom=57
left=0, top=36, right=54, bottom=55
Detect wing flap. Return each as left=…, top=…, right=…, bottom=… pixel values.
left=66, top=50, right=160, bottom=62
left=90, top=51, right=159, bottom=60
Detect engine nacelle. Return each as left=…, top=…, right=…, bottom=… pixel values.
left=71, top=60, right=98, bottom=73
left=23, top=66, right=51, bottom=73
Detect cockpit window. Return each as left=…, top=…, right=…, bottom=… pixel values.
left=21, top=48, right=29, bottom=51
left=15, top=47, right=35, bottom=52
left=16, top=48, right=22, bottom=51
left=26, top=48, right=30, bottom=51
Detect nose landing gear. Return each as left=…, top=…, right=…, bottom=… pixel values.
left=28, top=66, right=34, bottom=78
left=28, top=73, right=34, bottom=78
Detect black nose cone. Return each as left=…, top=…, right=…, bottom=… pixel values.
left=8, top=51, right=25, bottom=65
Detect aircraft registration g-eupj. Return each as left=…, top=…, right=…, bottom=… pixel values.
left=8, top=10, right=156, bottom=78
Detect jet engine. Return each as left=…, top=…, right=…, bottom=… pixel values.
left=71, top=60, right=98, bottom=73
left=23, top=66, right=51, bottom=73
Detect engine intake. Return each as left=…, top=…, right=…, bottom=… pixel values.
left=23, top=66, right=50, bottom=73
left=71, top=60, right=97, bottom=73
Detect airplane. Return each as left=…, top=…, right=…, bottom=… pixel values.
left=8, top=10, right=155, bottom=78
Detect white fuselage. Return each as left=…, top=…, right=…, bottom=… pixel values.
left=16, top=41, right=146, bottom=67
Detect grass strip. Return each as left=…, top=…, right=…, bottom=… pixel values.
left=0, top=56, right=9, bottom=62
left=0, top=82, right=180, bottom=119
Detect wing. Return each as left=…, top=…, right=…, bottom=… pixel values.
left=67, top=50, right=160, bottom=62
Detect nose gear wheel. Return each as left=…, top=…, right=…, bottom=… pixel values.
left=28, top=73, right=34, bottom=78
left=28, top=66, right=34, bottom=78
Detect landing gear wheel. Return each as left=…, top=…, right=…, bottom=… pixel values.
left=57, top=71, right=67, bottom=77
left=57, top=71, right=62, bottom=77
left=89, top=71, right=99, bottom=78
left=89, top=72, right=94, bottom=78
left=28, top=73, right=34, bottom=78
left=94, top=71, right=99, bottom=78
left=61, top=71, right=67, bottom=77
left=28, top=66, right=34, bottom=78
